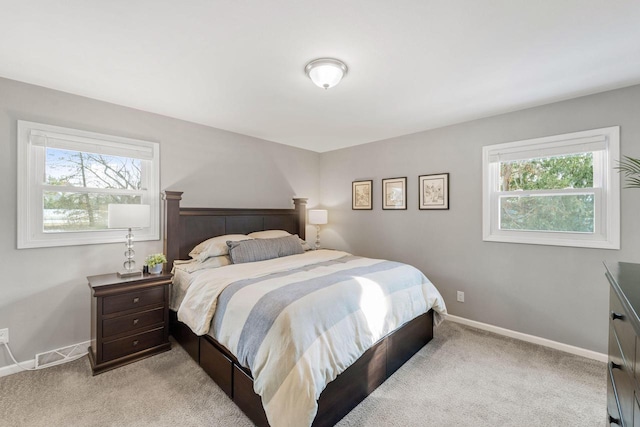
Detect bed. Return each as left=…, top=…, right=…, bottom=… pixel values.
left=164, top=191, right=446, bottom=427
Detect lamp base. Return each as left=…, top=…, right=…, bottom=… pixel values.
left=315, top=224, right=321, bottom=250
left=117, top=269, right=143, bottom=278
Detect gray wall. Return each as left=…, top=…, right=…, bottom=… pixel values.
left=0, top=77, right=320, bottom=368
left=2, top=76, right=638, bottom=370
left=319, top=85, right=640, bottom=354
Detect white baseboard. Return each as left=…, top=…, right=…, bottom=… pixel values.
left=445, top=314, right=608, bottom=363
left=0, top=356, right=35, bottom=377
left=0, top=319, right=606, bottom=376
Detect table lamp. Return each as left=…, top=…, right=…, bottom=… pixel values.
left=308, top=209, right=328, bottom=250
left=108, top=204, right=150, bottom=278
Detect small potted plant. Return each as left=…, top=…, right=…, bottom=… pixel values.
left=145, top=253, right=167, bottom=274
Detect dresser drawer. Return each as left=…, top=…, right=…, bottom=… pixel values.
left=611, top=324, right=634, bottom=426
left=102, top=307, right=165, bottom=339
left=102, top=327, right=165, bottom=362
left=103, top=286, right=165, bottom=315
left=608, top=367, right=622, bottom=426
left=612, top=364, right=634, bottom=427
left=611, top=289, right=636, bottom=373
left=635, top=337, right=640, bottom=388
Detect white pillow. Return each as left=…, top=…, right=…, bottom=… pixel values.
left=173, top=255, right=231, bottom=273
left=247, top=230, right=292, bottom=239
left=189, top=234, right=252, bottom=262
left=300, top=239, right=313, bottom=251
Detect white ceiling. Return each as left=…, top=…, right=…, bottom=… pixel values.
left=1, top=1, right=639, bottom=153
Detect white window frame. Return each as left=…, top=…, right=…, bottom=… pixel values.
left=17, top=121, right=160, bottom=249
left=482, top=126, right=620, bottom=249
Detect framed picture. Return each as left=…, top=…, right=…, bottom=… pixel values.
left=382, top=177, right=407, bottom=210
left=419, top=173, right=449, bottom=210
left=352, top=180, right=373, bottom=210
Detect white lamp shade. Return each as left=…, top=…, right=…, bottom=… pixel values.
left=108, top=204, right=150, bottom=229
left=308, top=209, right=328, bottom=225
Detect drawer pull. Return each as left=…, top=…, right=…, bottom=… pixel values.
left=608, top=414, right=621, bottom=425
left=133, top=297, right=140, bottom=304
left=133, top=319, right=139, bottom=325
left=610, top=361, right=622, bottom=370
left=611, top=311, right=624, bottom=321
left=132, top=340, right=139, bottom=346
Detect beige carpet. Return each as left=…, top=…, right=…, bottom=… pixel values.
left=0, top=321, right=606, bottom=426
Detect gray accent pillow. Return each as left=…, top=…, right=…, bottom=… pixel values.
left=227, top=234, right=305, bottom=264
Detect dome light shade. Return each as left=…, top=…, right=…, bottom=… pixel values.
left=305, top=58, right=348, bottom=89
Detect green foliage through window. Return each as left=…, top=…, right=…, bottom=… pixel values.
left=500, top=153, right=593, bottom=191
left=499, top=153, right=595, bottom=233
left=500, top=194, right=594, bottom=232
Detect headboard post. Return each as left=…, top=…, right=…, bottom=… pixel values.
left=293, top=198, right=308, bottom=240
left=163, top=191, right=183, bottom=273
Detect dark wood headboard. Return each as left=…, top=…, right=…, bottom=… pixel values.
left=163, top=191, right=307, bottom=270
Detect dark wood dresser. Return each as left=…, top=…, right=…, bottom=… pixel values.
left=88, top=272, right=172, bottom=375
left=605, top=262, right=640, bottom=426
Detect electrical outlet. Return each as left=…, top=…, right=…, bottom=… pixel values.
left=0, top=328, right=8, bottom=344
left=456, top=291, right=465, bottom=303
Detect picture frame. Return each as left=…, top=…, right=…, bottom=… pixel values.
left=382, top=177, right=407, bottom=210
left=352, top=180, right=373, bottom=210
left=419, top=173, right=449, bottom=210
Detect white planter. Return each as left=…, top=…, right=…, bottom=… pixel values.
left=148, top=264, right=163, bottom=274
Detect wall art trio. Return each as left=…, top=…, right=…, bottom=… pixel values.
left=352, top=173, right=449, bottom=211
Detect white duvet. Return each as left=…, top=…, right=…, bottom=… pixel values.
left=174, top=250, right=447, bottom=427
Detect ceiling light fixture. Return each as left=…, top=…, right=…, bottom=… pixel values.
left=305, top=58, right=348, bottom=90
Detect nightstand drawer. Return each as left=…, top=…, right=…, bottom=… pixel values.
left=102, top=327, right=165, bottom=361
left=102, top=307, right=165, bottom=339
left=103, top=286, right=165, bottom=315
left=89, top=272, right=171, bottom=375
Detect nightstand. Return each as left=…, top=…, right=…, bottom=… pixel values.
left=87, top=272, right=172, bottom=375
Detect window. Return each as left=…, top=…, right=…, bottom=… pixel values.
left=482, top=127, right=620, bottom=249
left=17, top=121, right=160, bottom=248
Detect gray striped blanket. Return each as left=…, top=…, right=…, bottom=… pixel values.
left=176, top=250, right=446, bottom=427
